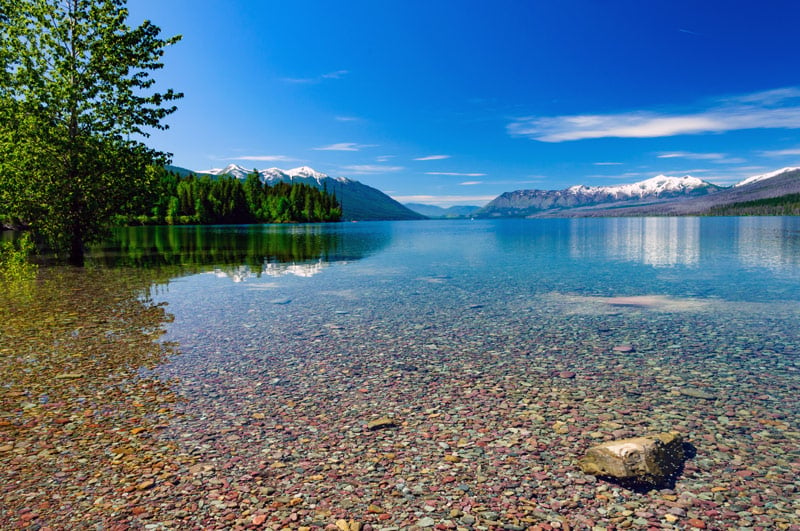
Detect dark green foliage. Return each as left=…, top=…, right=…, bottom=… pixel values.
left=706, top=194, right=800, bottom=216
left=0, top=0, right=182, bottom=265
left=0, top=232, right=37, bottom=283
left=120, top=169, right=342, bottom=225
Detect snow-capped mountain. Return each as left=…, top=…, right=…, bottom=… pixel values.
left=477, top=167, right=800, bottom=218
left=199, top=163, right=252, bottom=180
left=477, top=174, right=721, bottom=217
left=734, top=167, right=800, bottom=187
left=199, top=164, right=350, bottom=185
left=566, top=175, right=711, bottom=199
left=194, top=164, right=424, bottom=221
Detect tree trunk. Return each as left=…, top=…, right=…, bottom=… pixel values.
left=68, top=226, right=85, bottom=267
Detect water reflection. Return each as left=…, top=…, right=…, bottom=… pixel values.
left=211, top=259, right=327, bottom=282
left=88, top=223, right=392, bottom=278
left=570, top=217, right=700, bottom=267
left=0, top=267, right=181, bottom=525
left=736, top=216, right=800, bottom=272
left=568, top=217, right=800, bottom=272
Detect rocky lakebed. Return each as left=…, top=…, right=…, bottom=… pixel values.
left=2, top=265, right=799, bottom=530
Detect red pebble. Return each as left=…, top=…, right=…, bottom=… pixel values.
left=687, top=519, right=706, bottom=529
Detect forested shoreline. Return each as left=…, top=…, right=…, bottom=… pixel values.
left=121, top=169, right=342, bottom=225
left=706, top=193, right=800, bottom=217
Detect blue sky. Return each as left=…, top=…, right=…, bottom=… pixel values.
left=128, top=0, right=800, bottom=206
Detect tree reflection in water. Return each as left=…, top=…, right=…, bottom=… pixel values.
left=0, top=267, right=182, bottom=527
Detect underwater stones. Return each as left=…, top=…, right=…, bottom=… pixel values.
left=679, top=387, right=716, bottom=400
left=579, top=432, right=685, bottom=484
left=54, top=372, right=84, bottom=379
left=612, top=345, right=635, bottom=353
left=366, top=416, right=398, bottom=431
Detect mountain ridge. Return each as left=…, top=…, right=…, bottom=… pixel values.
left=476, top=174, right=723, bottom=218
left=477, top=168, right=800, bottom=218
left=191, top=164, right=424, bottom=221
left=404, top=203, right=481, bottom=218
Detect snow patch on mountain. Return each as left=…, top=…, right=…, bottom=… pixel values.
left=199, top=165, right=350, bottom=184
left=568, top=175, right=711, bottom=199
left=735, top=167, right=800, bottom=187
left=199, top=164, right=253, bottom=180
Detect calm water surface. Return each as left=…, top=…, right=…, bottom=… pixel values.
left=132, top=217, right=800, bottom=419
left=134, top=218, right=799, bottom=526
left=6, top=217, right=798, bottom=528
left=138, top=217, right=800, bottom=323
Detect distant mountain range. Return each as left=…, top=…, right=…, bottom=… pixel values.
left=173, top=163, right=800, bottom=221
left=189, top=164, right=424, bottom=221
left=476, top=168, right=800, bottom=218
left=404, top=203, right=481, bottom=218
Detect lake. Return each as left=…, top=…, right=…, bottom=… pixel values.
left=1, top=217, right=799, bottom=529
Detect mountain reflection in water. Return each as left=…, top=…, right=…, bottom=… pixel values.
left=88, top=223, right=392, bottom=278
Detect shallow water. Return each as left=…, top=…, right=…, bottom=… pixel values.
left=2, top=217, right=799, bottom=529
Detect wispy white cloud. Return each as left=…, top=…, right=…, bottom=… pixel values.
left=282, top=77, right=317, bottom=85
left=657, top=152, right=746, bottom=164
left=313, top=142, right=375, bottom=152
left=508, top=87, right=800, bottom=142
left=658, top=152, right=725, bottom=160
left=426, top=171, right=486, bottom=177
left=459, top=181, right=483, bottom=186
left=342, top=164, right=404, bottom=174
left=727, top=87, right=800, bottom=105
left=231, top=155, right=298, bottom=162
left=414, top=155, right=451, bottom=161
left=321, top=70, right=349, bottom=80
left=335, top=116, right=361, bottom=122
left=391, top=194, right=496, bottom=207
left=761, top=147, right=800, bottom=157
left=376, top=155, right=395, bottom=162
left=283, top=70, right=350, bottom=84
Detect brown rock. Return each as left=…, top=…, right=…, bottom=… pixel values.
left=136, top=479, right=155, bottom=490
left=679, top=387, right=716, bottom=400
left=54, top=373, right=84, bottom=379
left=366, top=416, right=397, bottom=431
left=579, top=431, right=685, bottom=483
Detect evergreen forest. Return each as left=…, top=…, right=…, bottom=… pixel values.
left=706, top=193, right=800, bottom=217
left=122, top=169, right=342, bottom=225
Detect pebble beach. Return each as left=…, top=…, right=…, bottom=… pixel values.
left=2, top=219, right=800, bottom=530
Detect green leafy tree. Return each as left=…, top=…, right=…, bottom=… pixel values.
left=0, top=0, right=182, bottom=265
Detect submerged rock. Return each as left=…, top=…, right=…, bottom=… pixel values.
left=366, top=416, right=398, bottom=431
left=679, top=387, right=716, bottom=400
left=579, top=431, right=685, bottom=485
